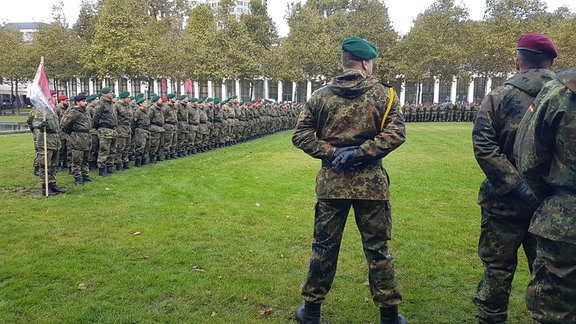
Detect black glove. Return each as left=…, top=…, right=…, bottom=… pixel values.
left=512, top=180, right=540, bottom=209
left=331, top=147, right=359, bottom=173
left=38, top=120, right=48, bottom=128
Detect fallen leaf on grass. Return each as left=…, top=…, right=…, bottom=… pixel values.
left=210, top=311, right=217, bottom=317
left=133, top=231, right=141, bottom=235
left=255, top=203, right=261, bottom=207
left=259, top=308, right=273, bottom=316
left=78, top=283, right=87, bottom=290
left=242, top=295, right=248, bottom=301
left=191, top=266, right=205, bottom=272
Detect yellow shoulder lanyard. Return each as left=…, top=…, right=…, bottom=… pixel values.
left=380, top=87, right=395, bottom=131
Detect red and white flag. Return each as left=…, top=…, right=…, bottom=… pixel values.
left=27, top=59, right=55, bottom=115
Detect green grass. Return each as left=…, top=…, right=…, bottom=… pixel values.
left=0, top=123, right=531, bottom=323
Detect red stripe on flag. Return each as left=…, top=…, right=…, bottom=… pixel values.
left=28, top=61, right=55, bottom=115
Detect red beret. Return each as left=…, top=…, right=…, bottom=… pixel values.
left=517, top=33, right=557, bottom=58
left=50, top=90, right=57, bottom=95
left=161, top=96, right=168, bottom=103
left=58, top=95, right=68, bottom=101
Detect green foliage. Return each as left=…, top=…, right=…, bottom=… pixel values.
left=0, top=124, right=532, bottom=323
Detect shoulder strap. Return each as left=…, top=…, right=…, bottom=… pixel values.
left=380, top=87, right=395, bottom=131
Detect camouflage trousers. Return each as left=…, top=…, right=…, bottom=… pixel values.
left=37, top=148, right=59, bottom=185
left=133, top=128, right=149, bottom=159
left=97, top=128, right=117, bottom=168
left=148, top=131, right=162, bottom=160
left=527, top=236, right=576, bottom=323
left=70, top=149, right=90, bottom=178
left=116, top=134, right=131, bottom=164
left=473, top=208, right=536, bottom=324
left=301, top=198, right=402, bottom=308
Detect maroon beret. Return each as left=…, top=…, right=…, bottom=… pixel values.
left=517, top=33, right=557, bottom=58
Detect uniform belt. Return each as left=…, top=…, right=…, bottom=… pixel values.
left=554, top=188, right=576, bottom=195
left=165, top=122, right=176, bottom=125
left=72, top=130, right=90, bottom=133
left=321, top=158, right=382, bottom=168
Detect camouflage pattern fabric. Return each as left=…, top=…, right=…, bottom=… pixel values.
left=60, top=105, right=92, bottom=178
left=472, top=68, right=555, bottom=323
left=515, top=69, right=576, bottom=323
left=93, top=98, right=118, bottom=168
left=34, top=111, right=61, bottom=185
left=292, top=69, right=405, bottom=308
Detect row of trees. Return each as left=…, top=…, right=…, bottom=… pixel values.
left=0, top=0, right=575, bottom=103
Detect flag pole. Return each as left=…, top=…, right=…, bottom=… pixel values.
left=41, top=56, right=49, bottom=197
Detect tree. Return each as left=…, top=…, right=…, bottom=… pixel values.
left=83, top=0, right=151, bottom=79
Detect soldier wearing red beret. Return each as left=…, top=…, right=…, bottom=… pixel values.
left=472, top=33, right=557, bottom=324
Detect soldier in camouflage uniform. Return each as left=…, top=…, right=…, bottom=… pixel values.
left=34, top=107, right=66, bottom=196
left=115, top=91, right=133, bottom=170
left=148, top=95, right=165, bottom=164
left=27, top=104, right=41, bottom=176
left=472, top=33, right=557, bottom=324
left=93, top=87, right=118, bottom=176
left=132, top=97, right=150, bottom=167
left=60, top=94, right=93, bottom=185
left=292, top=36, right=406, bottom=324
left=85, top=94, right=100, bottom=170
left=515, top=68, right=576, bottom=324
left=54, top=95, right=70, bottom=170
left=161, top=94, right=178, bottom=159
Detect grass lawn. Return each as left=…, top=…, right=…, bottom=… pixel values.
left=0, top=123, right=531, bottom=323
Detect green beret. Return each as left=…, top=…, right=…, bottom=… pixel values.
left=136, top=93, right=145, bottom=98
left=206, top=97, right=213, bottom=102
left=230, top=95, right=237, bottom=99
left=150, top=92, right=158, bottom=98
left=87, top=94, right=98, bottom=102
left=177, top=94, right=187, bottom=100
left=341, top=36, right=378, bottom=60
left=167, top=93, right=176, bottom=99
left=118, top=91, right=130, bottom=99
left=136, top=97, right=146, bottom=105
left=100, top=87, right=111, bottom=94
left=189, top=97, right=198, bottom=102
left=151, top=95, right=160, bottom=102
left=213, top=97, right=220, bottom=104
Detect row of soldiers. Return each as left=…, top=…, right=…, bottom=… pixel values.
left=28, top=88, right=300, bottom=196
left=402, top=102, right=478, bottom=122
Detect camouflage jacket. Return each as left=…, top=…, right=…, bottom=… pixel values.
left=472, top=68, right=555, bottom=215
left=60, top=106, right=91, bottom=150
left=93, top=98, right=118, bottom=130
left=292, top=70, right=406, bottom=200
left=515, top=68, right=576, bottom=243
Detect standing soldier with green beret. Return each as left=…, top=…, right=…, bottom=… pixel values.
left=115, top=91, right=133, bottom=170
left=292, top=36, right=406, bottom=324
left=162, top=93, right=178, bottom=159
left=148, top=95, right=165, bottom=164
left=472, top=33, right=557, bottom=324
left=60, top=93, right=93, bottom=185
left=85, top=94, right=100, bottom=170
left=132, top=97, right=150, bottom=167
left=176, top=95, right=190, bottom=157
left=187, top=97, right=200, bottom=155
left=515, top=68, right=576, bottom=324
left=93, top=87, right=118, bottom=176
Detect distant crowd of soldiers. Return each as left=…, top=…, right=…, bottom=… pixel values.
left=27, top=88, right=300, bottom=195
left=402, top=102, right=478, bottom=122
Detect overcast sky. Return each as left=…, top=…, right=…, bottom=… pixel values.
left=1, top=0, right=575, bottom=36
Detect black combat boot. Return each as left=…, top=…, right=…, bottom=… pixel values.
left=34, top=166, right=39, bottom=176
left=82, top=175, right=93, bottom=182
left=116, top=163, right=122, bottom=171
left=295, top=302, right=321, bottom=324
left=134, top=158, right=142, bottom=167
left=141, top=157, right=148, bottom=165
left=41, top=184, right=58, bottom=196
left=99, top=167, right=109, bottom=177
left=107, top=165, right=114, bottom=174
left=49, top=183, right=66, bottom=194
left=74, top=176, right=84, bottom=186
left=123, top=161, right=131, bottom=170
left=380, top=306, right=407, bottom=324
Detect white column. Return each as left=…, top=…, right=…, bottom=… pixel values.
left=76, top=78, right=82, bottom=94
left=221, top=81, right=227, bottom=100
left=127, top=79, right=133, bottom=95
left=306, top=80, right=312, bottom=102
left=180, top=80, right=185, bottom=95
left=114, top=80, right=120, bottom=95
left=468, top=78, right=475, bottom=103
left=399, top=80, right=406, bottom=106
left=89, top=79, right=95, bottom=94
left=292, top=82, right=297, bottom=102
left=418, top=83, right=423, bottom=104
left=194, top=81, right=200, bottom=98
left=485, top=77, right=492, bottom=96
left=450, top=76, right=457, bottom=103
left=207, top=80, right=213, bottom=98
left=101, top=79, right=106, bottom=89
left=278, top=81, right=283, bottom=103
left=264, top=79, right=269, bottom=100
left=433, top=76, right=440, bottom=104
left=235, top=79, right=241, bottom=98
left=153, top=80, right=159, bottom=95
